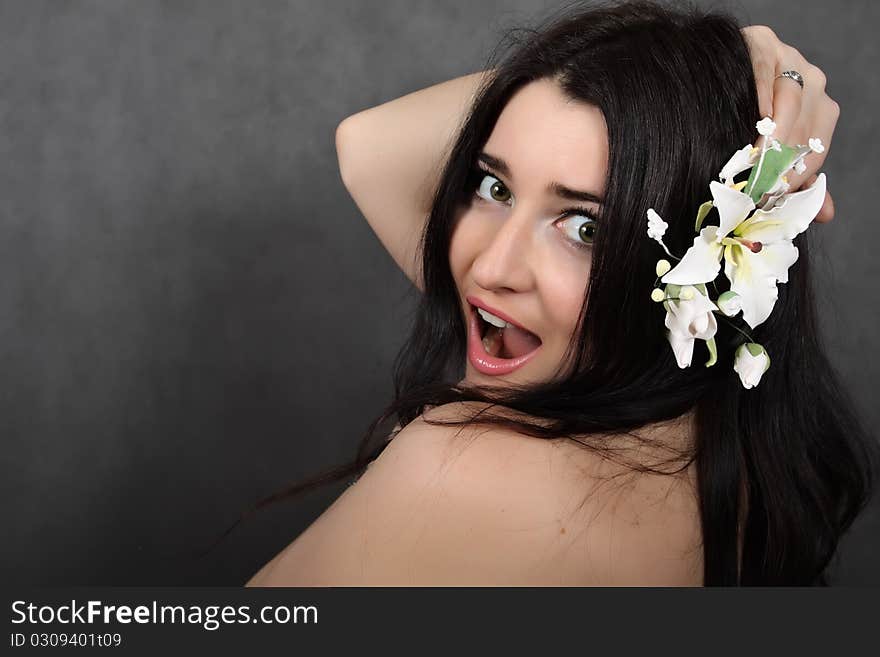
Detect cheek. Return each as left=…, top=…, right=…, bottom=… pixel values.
left=540, top=258, right=591, bottom=341
left=448, top=207, right=485, bottom=283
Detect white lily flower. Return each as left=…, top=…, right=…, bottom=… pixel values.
left=756, top=117, right=777, bottom=136
left=734, top=343, right=770, bottom=389
left=662, top=174, right=826, bottom=328
left=660, top=179, right=757, bottom=285
left=664, top=285, right=718, bottom=368
left=718, top=144, right=758, bottom=185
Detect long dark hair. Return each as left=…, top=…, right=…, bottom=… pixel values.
left=213, top=0, right=877, bottom=585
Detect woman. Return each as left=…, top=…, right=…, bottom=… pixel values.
left=245, top=1, right=875, bottom=585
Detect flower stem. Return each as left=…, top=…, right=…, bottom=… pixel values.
left=745, top=135, right=770, bottom=198
left=656, top=241, right=681, bottom=261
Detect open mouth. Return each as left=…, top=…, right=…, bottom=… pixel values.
left=471, top=304, right=543, bottom=360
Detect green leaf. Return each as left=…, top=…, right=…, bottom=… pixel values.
left=665, top=284, right=681, bottom=299
left=694, top=201, right=714, bottom=233
left=705, top=337, right=717, bottom=367
left=744, top=142, right=799, bottom=202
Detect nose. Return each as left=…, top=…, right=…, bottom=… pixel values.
left=470, top=205, right=537, bottom=293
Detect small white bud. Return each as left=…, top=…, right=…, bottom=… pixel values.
left=756, top=117, right=777, bottom=136
left=646, top=208, right=669, bottom=241
left=717, top=291, right=742, bottom=317
left=734, top=343, right=770, bottom=389
left=655, top=259, right=671, bottom=277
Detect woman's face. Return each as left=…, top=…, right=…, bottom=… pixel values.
left=450, top=78, right=609, bottom=386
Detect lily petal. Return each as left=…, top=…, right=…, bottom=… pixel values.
left=667, top=330, right=695, bottom=368
left=710, top=180, right=756, bottom=240
left=755, top=240, right=800, bottom=284
left=661, top=226, right=723, bottom=285
left=736, top=173, right=826, bottom=244
left=718, top=143, right=757, bottom=184
left=664, top=287, right=718, bottom=336
left=664, top=302, right=689, bottom=337
left=723, top=242, right=798, bottom=328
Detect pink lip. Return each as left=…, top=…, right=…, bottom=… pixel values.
left=466, top=303, right=542, bottom=376
left=465, top=295, right=538, bottom=336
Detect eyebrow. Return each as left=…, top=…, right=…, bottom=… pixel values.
left=477, top=151, right=604, bottom=205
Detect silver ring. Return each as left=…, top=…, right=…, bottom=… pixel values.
left=775, top=70, right=804, bottom=89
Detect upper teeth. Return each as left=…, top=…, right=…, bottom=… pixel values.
left=477, top=307, right=509, bottom=328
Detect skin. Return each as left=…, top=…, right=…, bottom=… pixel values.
left=450, top=77, right=606, bottom=386
left=246, top=397, right=704, bottom=586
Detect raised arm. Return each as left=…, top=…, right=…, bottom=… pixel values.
left=335, top=28, right=837, bottom=295
left=335, top=71, right=489, bottom=292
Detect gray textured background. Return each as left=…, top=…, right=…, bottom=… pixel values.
left=1, top=0, right=877, bottom=585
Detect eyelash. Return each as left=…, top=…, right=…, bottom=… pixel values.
left=468, top=165, right=598, bottom=250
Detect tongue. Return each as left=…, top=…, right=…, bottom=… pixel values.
left=501, top=324, right=541, bottom=358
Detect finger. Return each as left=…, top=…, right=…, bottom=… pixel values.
left=814, top=189, right=835, bottom=223
left=782, top=64, right=830, bottom=154
left=793, top=174, right=834, bottom=223
left=770, top=73, right=804, bottom=145
left=783, top=96, right=838, bottom=191
left=741, top=26, right=776, bottom=118
left=800, top=173, right=818, bottom=191
left=754, top=65, right=775, bottom=120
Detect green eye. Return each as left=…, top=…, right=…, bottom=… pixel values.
left=475, top=172, right=511, bottom=204
left=578, top=220, right=597, bottom=243
left=557, top=214, right=598, bottom=248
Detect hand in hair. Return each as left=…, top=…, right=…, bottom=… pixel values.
left=742, top=25, right=838, bottom=222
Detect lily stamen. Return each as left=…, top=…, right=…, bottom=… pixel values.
left=737, top=238, right=763, bottom=253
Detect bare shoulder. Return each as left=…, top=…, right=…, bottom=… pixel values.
left=246, top=402, right=703, bottom=586
left=419, top=402, right=705, bottom=585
